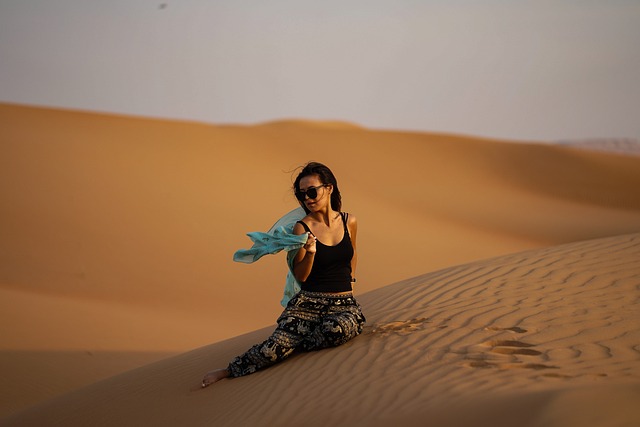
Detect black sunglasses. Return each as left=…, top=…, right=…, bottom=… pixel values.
left=295, top=184, right=327, bottom=202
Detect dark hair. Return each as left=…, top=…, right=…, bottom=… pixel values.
left=293, top=162, right=342, bottom=214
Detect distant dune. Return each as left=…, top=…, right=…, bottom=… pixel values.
left=253, top=118, right=364, bottom=130
left=1, top=103, right=640, bottom=422
left=557, top=138, right=640, bottom=157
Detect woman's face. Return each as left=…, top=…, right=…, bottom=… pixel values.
left=298, top=174, right=331, bottom=212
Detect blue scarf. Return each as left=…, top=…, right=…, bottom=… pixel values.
left=233, top=207, right=308, bottom=306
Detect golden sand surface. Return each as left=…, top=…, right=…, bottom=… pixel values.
left=1, top=103, right=639, bottom=424
left=3, top=233, right=639, bottom=427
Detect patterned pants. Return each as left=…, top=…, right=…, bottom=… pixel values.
left=227, top=291, right=366, bottom=378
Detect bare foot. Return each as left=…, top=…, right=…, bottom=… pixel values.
left=201, top=369, right=230, bottom=388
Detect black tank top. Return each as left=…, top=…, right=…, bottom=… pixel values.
left=297, top=212, right=354, bottom=293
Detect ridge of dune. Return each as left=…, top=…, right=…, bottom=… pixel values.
left=252, top=118, right=364, bottom=130
left=3, top=233, right=639, bottom=427
left=0, top=102, right=365, bottom=131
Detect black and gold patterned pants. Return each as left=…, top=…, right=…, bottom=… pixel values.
left=227, top=291, right=366, bottom=378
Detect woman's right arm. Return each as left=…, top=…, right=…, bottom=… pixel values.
left=293, top=222, right=316, bottom=283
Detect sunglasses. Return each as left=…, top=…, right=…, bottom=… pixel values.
left=295, top=184, right=327, bottom=202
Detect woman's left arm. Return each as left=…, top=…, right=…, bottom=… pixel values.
left=348, top=214, right=358, bottom=282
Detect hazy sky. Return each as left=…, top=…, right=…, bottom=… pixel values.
left=1, top=0, right=639, bottom=141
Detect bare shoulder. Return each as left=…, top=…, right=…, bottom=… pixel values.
left=292, top=221, right=307, bottom=235
left=345, top=212, right=357, bottom=226
left=344, top=213, right=358, bottom=236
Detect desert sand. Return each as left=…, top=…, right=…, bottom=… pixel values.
left=1, top=103, right=639, bottom=425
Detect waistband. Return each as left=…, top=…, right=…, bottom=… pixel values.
left=298, top=290, right=354, bottom=299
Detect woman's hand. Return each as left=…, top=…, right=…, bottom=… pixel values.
left=303, top=232, right=317, bottom=254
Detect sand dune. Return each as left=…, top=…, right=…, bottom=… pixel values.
left=1, top=103, right=640, bottom=420
left=3, top=233, right=639, bottom=426
left=558, top=138, right=640, bottom=157
left=0, top=350, right=172, bottom=421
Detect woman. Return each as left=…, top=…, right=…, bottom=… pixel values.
left=202, top=162, right=365, bottom=386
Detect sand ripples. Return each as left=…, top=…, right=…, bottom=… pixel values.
left=4, top=235, right=639, bottom=427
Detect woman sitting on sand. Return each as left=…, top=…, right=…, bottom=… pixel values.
left=202, top=162, right=366, bottom=386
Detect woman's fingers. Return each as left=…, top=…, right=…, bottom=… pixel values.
left=304, top=233, right=316, bottom=250
left=303, top=232, right=316, bottom=253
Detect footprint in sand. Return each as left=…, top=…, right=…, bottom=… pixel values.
left=541, top=372, right=573, bottom=378
left=486, top=340, right=543, bottom=356
left=466, top=339, right=559, bottom=371
left=484, top=326, right=528, bottom=334
left=487, top=340, right=545, bottom=358
left=465, top=360, right=499, bottom=369
left=514, top=363, right=560, bottom=371
left=369, top=318, right=431, bottom=336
